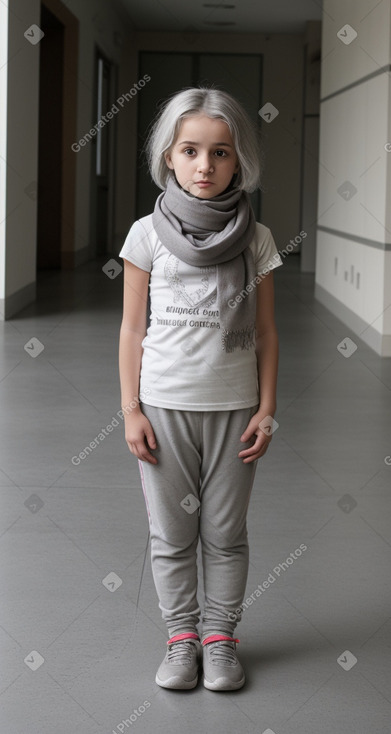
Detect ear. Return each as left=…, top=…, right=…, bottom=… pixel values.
left=165, top=151, right=174, bottom=170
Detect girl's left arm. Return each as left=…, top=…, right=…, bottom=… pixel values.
left=238, top=271, right=279, bottom=463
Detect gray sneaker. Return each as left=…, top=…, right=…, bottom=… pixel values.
left=155, top=633, right=202, bottom=690
left=202, top=635, right=245, bottom=691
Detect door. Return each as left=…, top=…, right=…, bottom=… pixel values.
left=36, top=4, right=64, bottom=269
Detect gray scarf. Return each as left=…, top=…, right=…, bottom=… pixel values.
left=152, top=176, right=257, bottom=352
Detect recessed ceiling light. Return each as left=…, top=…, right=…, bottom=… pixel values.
left=203, top=4, right=236, bottom=8
left=203, top=21, right=236, bottom=25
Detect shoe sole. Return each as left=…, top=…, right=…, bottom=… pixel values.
left=155, top=673, right=198, bottom=690
left=203, top=675, right=245, bottom=691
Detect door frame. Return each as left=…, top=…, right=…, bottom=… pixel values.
left=89, top=46, right=118, bottom=257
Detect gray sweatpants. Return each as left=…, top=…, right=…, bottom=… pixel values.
left=138, top=402, right=258, bottom=641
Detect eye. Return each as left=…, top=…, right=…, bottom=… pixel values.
left=183, top=148, right=196, bottom=156
left=215, top=149, right=228, bottom=157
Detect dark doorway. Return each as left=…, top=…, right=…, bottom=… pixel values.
left=36, top=4, right=64, bottom=269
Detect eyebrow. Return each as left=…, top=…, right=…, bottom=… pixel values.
left=177, top=140, right=232, bottom=147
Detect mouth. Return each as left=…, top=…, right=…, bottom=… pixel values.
left=195, top=180, right=213, bottom=186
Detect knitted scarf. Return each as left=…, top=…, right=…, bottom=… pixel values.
left=152, top=176, right=257, bottom=352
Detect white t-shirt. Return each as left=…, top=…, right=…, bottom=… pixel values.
left=119, top=213, right=283, bottom=411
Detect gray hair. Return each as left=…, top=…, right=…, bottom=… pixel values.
left=145, top=87, right=264, bottom=192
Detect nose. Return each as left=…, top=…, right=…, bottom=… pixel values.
left=197, top=155, right=214, bottom=173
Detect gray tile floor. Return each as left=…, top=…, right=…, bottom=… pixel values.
left=1, top=253, right=390, bottom=734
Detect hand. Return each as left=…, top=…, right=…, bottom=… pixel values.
left=124, top=409, right=158, bottom=464
left=238, top=409, right=275, bottom=464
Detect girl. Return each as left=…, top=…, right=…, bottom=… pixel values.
left=118, top=87, right=283, bottom=691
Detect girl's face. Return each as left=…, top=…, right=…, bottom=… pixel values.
left=165, top=115, right=240, bottom=199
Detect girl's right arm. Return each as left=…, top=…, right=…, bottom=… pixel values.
left=119, top=259, right=158, bottom=464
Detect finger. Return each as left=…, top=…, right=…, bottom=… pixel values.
left=238, top=435, right=267, bottom=456
left=129, top=441, right=158, bottom=464
left=242, top=453, right=261, bottom=463
left=241, top=443, right=270, bottom=463
left=141, top=453, right=158, bottom=464
left=241, top=442, right=270, bottom=458
left=239, top=446, right=267, bottom=462
left=137, top=441, right=158, bottom=463
left=240, top=422, right=258, bottom=442
left=143, top=433, right=158, bottom=460
left=145, top=426, right=157, bottom=449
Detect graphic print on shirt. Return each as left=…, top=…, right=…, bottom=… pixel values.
left=164, top=254, right=218, bottom=310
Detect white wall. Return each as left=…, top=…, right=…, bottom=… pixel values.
left=1, top=0, right=41, bottom=317
left=315, top=0, right=391, bottom=355
left=0, top=0, right=9, bottom=317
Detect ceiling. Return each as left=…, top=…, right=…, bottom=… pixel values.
left=119, top=0, right=323, bottom=34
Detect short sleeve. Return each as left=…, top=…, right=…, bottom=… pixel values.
left=253, top=223, right=283, bottom=274
left=118, top=219, right=153, bottom=272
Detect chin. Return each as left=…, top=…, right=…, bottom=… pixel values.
left=196, top=191, right=218, bottom=199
